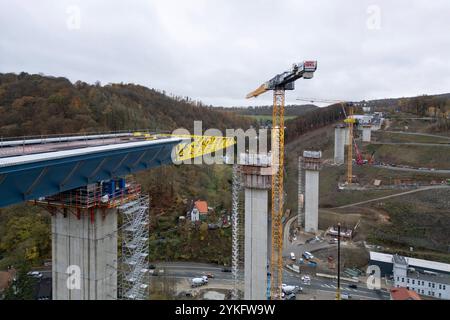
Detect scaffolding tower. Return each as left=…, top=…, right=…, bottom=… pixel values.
left=297, top=156, right=304, bottom=228
left=231, top=164, right=244, bottom=300
left=119, top=195, right=150, bottom=300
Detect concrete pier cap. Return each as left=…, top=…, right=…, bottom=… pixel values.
left=239, top=153, right=272, bottom=189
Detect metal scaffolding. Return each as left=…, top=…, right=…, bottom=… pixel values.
left=297, top=156, right=304, bottom=228
left=231, top=164, right=244, bottom=300
left=119, top=195, right=150, bottom=300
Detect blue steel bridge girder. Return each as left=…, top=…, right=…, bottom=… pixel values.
left=0, top=139, right=180, bottom=208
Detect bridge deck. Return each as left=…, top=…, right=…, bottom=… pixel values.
left=0, top=135, right=182, bottom=208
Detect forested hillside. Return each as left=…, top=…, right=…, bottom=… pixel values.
left=285, top=103, right=347, bottom=143
left=0, top=72, right=254, bottom=137
left=0, top=72, right=255, bottom=269
left=219, top=104, right=318, bottom=117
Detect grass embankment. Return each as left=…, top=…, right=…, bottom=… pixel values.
left=366, top=144, right=450, bottom=169
left=372, top=131, right=450, bottom=144
left=366, top=188, right=450, bottom=263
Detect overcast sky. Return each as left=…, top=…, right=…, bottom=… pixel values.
left=1, top=0, right=449, bottom=107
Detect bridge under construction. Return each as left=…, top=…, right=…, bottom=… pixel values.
left=0, top=60, right=319, bottom=301
left=0, top=132, right=234, bottom=300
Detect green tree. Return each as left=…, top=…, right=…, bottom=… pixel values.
left=3, top=264, right=37, bottom=300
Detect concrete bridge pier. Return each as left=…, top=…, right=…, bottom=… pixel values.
left=239, top=153, right=272, bottom=300
left=52, top=208, right=117, bottom=300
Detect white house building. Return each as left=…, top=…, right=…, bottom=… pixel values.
left=393, top=254, right=450, bottom=300
left=188, top=200, right=209, bottom=222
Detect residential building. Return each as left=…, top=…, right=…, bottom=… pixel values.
left=393, top=254, right=450, bottom=300
left=189, top=200, right=209, bottom=222
left=390, top=287, right=421, bottom=300
left=369, top=251, right=450, bottom=277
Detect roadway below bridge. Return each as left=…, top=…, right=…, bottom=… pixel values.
left=155, top=261, right=389, bottom=300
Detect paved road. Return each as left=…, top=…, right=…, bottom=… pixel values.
left=336, top=185, right=450, bottom=209
left=156, top=262, right=233, bottom=281
left=383, top=130, right=450, bottom=140
left=371, top=142, right=450, bottom=147
left=283, top=214, right=296, bottom=246
left=373, top=164, right=450, bottom=174
left=156, top=261, right=389, bottom=300
left=0, top=134, right=138, bottom=157
left=283, top=270, right=390, bottom=300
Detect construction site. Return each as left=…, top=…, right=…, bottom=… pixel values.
left=0, top=2, right=449, bottom=309
left=1, top=59, right=448, bottom=302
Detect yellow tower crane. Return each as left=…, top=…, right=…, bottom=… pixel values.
left=246, top=61, right=317, bottom=299
left=344, top=105, right=356, bottom=184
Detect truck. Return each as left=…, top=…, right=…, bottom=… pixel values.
left=282, top=283, right=302, bottom=294
left=191, top=276, right=208, bottom=288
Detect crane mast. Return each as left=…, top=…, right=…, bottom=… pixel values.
left=270, top=89, right=285, bottom=299
left=344, top=105, right=355, bottom=184
left=246, top=61, right=317, bottom=299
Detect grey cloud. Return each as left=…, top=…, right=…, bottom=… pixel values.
left=0, top=0, right=449, bottom=107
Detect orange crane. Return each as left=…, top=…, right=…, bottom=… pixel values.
left=246, top=61, right=317, bottom=299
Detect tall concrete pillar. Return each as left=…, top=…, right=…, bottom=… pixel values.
left=334, top=126, right=345, bottom=164
left=244, top=187, right=268, bottom=300
left=302, top=151, right=322, bottom=234
left=344, top=127, right=350, bottom=146
left=362, top=125, right=371, bottom=142
left=239, top=153, right=271, bottom=300
left=304, top=170, right=319, bottom=233
left=52, top=208, right=117, bottom=300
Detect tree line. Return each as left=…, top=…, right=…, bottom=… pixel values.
left=0, top=72, right=254, bottom=138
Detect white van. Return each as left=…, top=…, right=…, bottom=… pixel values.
left=290, top=252, right=296, bottom=261
left=341, top=293, right=352, bottom=300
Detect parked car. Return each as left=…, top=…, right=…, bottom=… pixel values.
left=27, top=271, right=43, bottom=279
left=301, top=275, right=311, bottom=284
left=290, top=252, right=296, bottom=261
left=341, top=293, right=352, bottom=300
left=149, top=264, right=156, bottom=270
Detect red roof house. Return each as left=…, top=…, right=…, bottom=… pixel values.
left=390, top=287, right=422, bottom=300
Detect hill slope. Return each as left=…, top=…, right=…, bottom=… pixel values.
left=0, top=72, right=254, bottom=137
left=0, top=72, right=255, bottom=269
